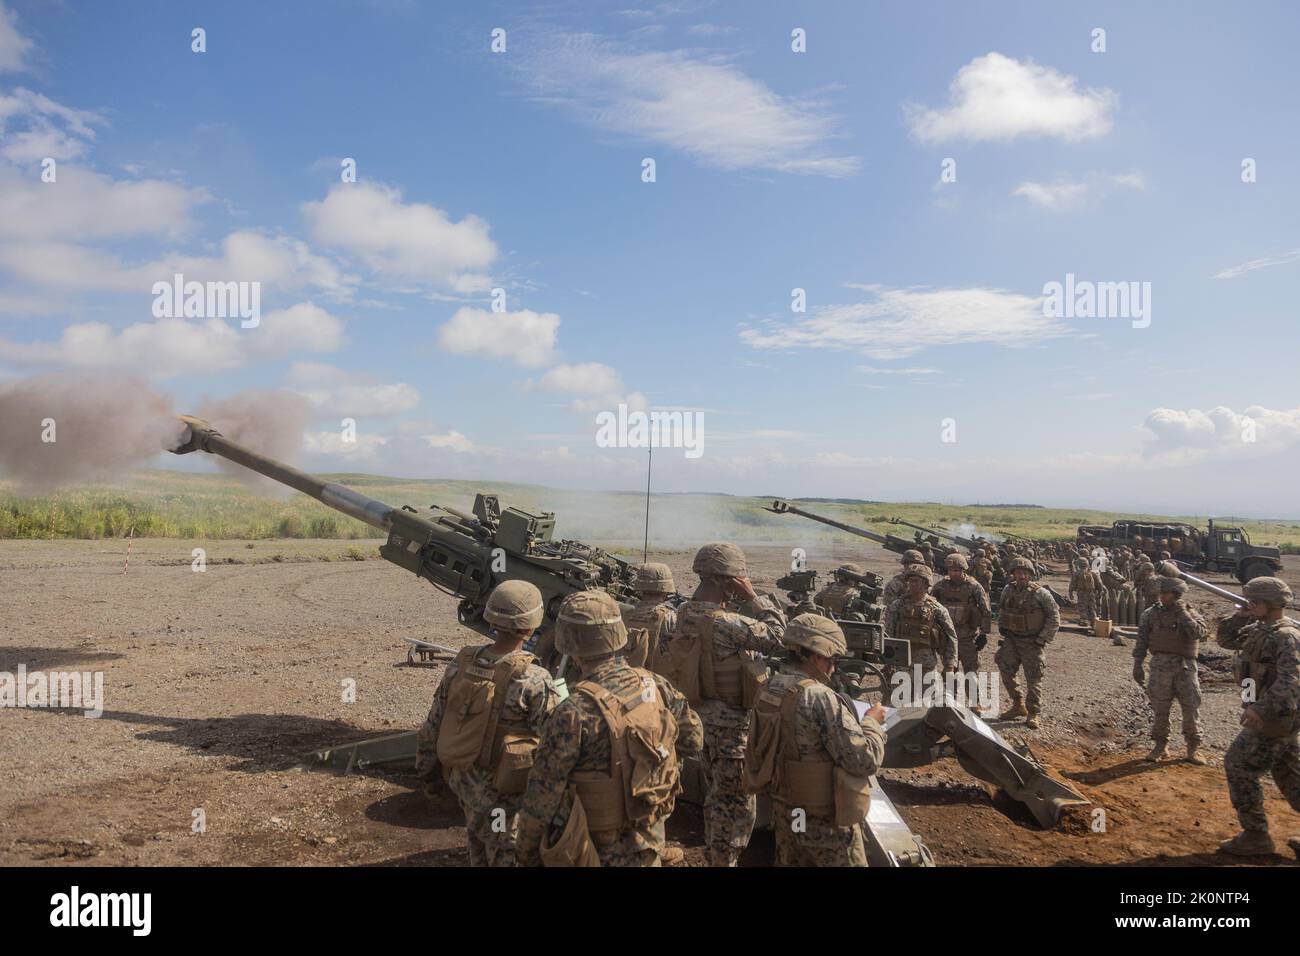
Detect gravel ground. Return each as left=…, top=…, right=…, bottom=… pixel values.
left=1, top=536, right=1296, bottom=867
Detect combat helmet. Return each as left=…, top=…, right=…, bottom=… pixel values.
left=483, top=580, right=545, bottom=631
left=1242, top=576, right=1294, bottom=607
left=1157, top=576, right=1187, bottom=595
left=905, top=566, right=933, bottom=586
left=633, top=562, right=675, bottom=594
left=944, top=553, right=968, bottom=570
left=782, top=613, right=847, bottom=659
left=901, top=549, right=924, bottom=565
left=1009, top=556, right=1033, bottom=573
left=834, top=563, right=864, bottom=580
left=554, top=590, right=627, bottom=656
left=693, top=542, right=747, bottom=577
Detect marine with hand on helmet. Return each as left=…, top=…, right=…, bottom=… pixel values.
left=884, top=565, right=958, bottom=682
left=414, top=580, right=562, bottom=866
left=623, top=562, right=678, bottom=672
left=515, top=590, right=702, bottom=867
left=744, top=614, right=887, bottom=866
left=994, top=556, right=1060, bottom=729
left=1215, top=577, right=1300, bottom=858
left=1132, top=575, right=1209, bottom=764
left=660, top=542, right=786, bottom=867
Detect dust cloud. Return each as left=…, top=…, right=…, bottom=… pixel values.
left=194, top=390, right=310, bottom=492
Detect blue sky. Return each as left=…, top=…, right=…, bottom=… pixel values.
left=1, top=0, right=1298, bottom=515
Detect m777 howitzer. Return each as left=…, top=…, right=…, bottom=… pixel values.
left=169, top=415, right=641, bottom=666
left=765, top=499, right=960, bottom=564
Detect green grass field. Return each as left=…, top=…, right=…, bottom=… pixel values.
left=4, top=469, right=1300, bottom=552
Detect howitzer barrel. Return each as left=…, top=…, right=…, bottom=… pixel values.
left=766, top=499, right=889, bottom=545
left=889, top=517, right=965, bottom=547
left=1178, top=569, right=1300, bottom=610
left=169, top=415, right=395, bottom=532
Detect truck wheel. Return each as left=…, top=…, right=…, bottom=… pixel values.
left=1237, top=560, right=1276, bottom=584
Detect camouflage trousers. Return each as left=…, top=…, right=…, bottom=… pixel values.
left=771, top=801, right=867, bottom=867
left=1076, top=590, right=1099, bottom=627
left=955, top=633, right=980, bottom=675
left=591, top=819, right=666, bottom=867
left=995, top=635, right=1048, bottom=715
left=447, top=767, right=521, bottom=867
left=1146, top=653, right=1202, bottom=745
left=1224, top=724, right=1300, bottom=833
left=698, top=700, right=756, bottom=867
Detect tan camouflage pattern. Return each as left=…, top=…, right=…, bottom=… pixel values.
left=680, top=593, right=786, bottom=866
left=1135, top=601, right=1208, bottom=745
left=415, top=645, right=560, bottom=866
left=1069, top=567, right=1104, bottom=627
left=883, top=594, right=959, bottom=672
left=994, top=583, right=1060, bottom=716
left=882, top=565, right=926, bottom=606
left=1216, top=614, right=1300, bottom=832
left=761, top=664, right=885, bottom=866
left=515, top=656, right=703, bottom=865
left=930, top=576, right=992, bottom=673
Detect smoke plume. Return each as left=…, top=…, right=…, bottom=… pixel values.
left=0, top=373, right=185, bottom=487
left=195, top=390, right=310, bottom=492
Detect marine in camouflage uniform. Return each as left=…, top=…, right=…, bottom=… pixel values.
left=1214, top=577, right=1300, bottom=857
left=516, top=591, right=703, bottom=867
left=1134, top=560, right=1159, bottom=610
left=813, top=564, right=872, bottom=620
left=669, top=542, right=786, bottom=866
left=746, top=615, right=887, bottom=866
left=970, top=551, right=994, bottom=595
left=884, top=566, right=958, bottom=683
left=883, top=549, right=929, bottom=606
left=929, top=553, right=992, bottom=680
left=995, top=557, right=1060, bottom=729
left=415, top=581, right=560, bottom=867
left=1069, top=558, right=1104, bottom=632
left=623, top=562, right=678, bottom=671
left=1132, top=577, right=1208, bottom=764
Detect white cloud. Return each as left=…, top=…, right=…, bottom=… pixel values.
left=302, top=182, right=497, bottom=289
left=528, top=362, right=648, bottom=414
left=0, top=303, right=343, bottom=377
left=1142, top=405, right=1300, bottom=453
left=520, top=34, right=858, bottom=176
left=1012, top=180, right=1090, bottom=211
left=0, top=165, right=203, bottom=241
left=0, top=230, right=352, bottom=295
left=286, top=361, right=420, bottom=417
left=858, top=365, right=944, bottom=376
left=742, top=285, right=1067, bottom=360
left=0, top=2, right=33, bottom=73
left=0, top=87, right=105, bottom=161
left=436, top=307, right=560, bottom=367
left=1214, top=248, right=1300, bottom=280
left=1012, top=170, right=1145, bottom=211
left=905, top=53, right=1117, bottom=144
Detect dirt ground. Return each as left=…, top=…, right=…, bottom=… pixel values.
left=1, top=536, right=1297, bottom=867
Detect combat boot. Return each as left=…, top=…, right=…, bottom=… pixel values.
left=1218, top=830, right=1274, bottom=856
left=1185, top=743, right=1206, bottom=766
left=1145, top=741, right=1167, bottom=762
left=1025, top=713, right=1041, bottom=730
left=998, top=698, right=1027, bottom=721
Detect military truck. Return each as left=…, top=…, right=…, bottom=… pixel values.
left=1075, top=518, right=1281, bottom=583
